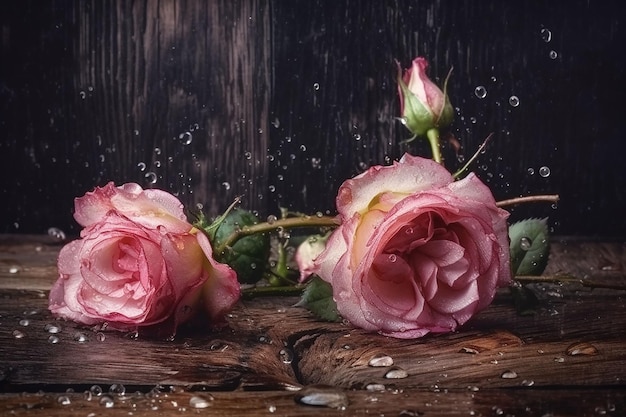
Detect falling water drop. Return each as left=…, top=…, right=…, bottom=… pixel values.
left=144, top=172, right=157, bottom=184
left=47, top=227, right=66, bottom=241
left=508, top=96, right=520, bottom=107
left=540, top=28, right=552, bottom=42
left=313, top=82, right=320, bottom=91
left=539, top=166, right=551, bottom=177
left=549, top=50, right=558, bottom=59
left=474, top=86, right=487, bottom=99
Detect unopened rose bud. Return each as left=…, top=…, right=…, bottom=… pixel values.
left=295, top=233, right=330, bottom=282
left=397, top=57, right=454, bottom=137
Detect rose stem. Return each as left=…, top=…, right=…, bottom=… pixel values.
left=215, top=215, right=340, bottom=256
left=496, top=194, right=560, bottom=207
left=515, top=275, right=626, bottom=291
left=452, top=133, right=494, bottom=178
left=241, top=285, right=305, bottom=299
left=426, top=128, right=443, bottom=164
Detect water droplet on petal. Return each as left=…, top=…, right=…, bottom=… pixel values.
left=90, top=385, right=103, bottom=396
left=566, top=342, right=599, bottom=356
left=18, top=319, right=30, bottom=326
left=48, top=335, right=60, bottom=344
left=268, top=404, right=277, bottom=413
left=521, top=379, right=535, bottom=386
left=44, top=323, right=61, bottom=334
left=368, top=354, right=394, bottom=367
left=474, top=86, right=487, bottom=99
left=189, top=394, right=214, bottom=409
left=295, top=386, right=349, bottom=410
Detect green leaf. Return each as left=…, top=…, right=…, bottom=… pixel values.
left=207, top=208, right=270, bottom=284
left=295, top=276, right=341, bottom=322
left=508, top=218, right=550, bottom=276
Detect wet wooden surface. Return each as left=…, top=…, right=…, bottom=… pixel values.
left=1, top=234, right=625, bottom=416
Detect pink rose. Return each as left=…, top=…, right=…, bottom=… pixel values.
left=397, top=57, right=454, bottom=137
left=49, top=182, right=240, bottom=335
left=312, top=154, right=511, bottom=339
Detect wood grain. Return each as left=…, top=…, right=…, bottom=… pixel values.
left=1, top=234, right=625, bottom=416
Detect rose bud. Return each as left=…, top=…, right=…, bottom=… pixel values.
left=397, top=57, right=454, bottom=137
left=295, top=233, right=330, bottom=283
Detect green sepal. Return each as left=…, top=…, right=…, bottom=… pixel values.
left=508, top=218, right=550, bottom=276
left=397, top=75, right=434, bottom=137
left=295, top=276, right=341, bottom=322
left=205, top=208, right=270, bottom=284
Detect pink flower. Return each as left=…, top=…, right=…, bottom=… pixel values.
left=312, top=154, right=511, bottom=339
left=397, top=57, right=454, bottom=137
left=49, top=182, right=240, bottom=335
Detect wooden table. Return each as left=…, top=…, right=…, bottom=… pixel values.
left=1, top=234, right=624, bottom=416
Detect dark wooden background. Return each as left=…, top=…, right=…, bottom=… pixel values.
left=1, top=0, right=625, bottom=237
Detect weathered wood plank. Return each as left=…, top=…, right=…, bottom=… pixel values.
left=1, top=388, right=624, bottom=416
left=0, top=234, right=625, bottom=417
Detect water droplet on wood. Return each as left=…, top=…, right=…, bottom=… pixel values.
left=368, top=354, right=394, bottom=367
left=501, top=370, right=518, bottom=379
left=189, top=394, right=214, bottom=409
left=294, top=386, right=349, bottom=409
left=384, top=367, right=409, bottom=379
left=566, top=342, right=599, bottom=356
